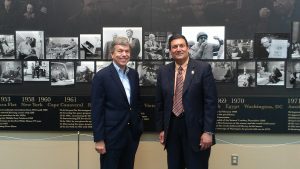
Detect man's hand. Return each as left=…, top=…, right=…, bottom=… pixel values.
left=95, top=140, right=106, bottom=154
left=213, top=36, right=220, bottom=40
left=199, top=41, right=207, bottom=50
left=159, top=131, right=165, bottom=145
left=200, top=132, right=213, bottom=151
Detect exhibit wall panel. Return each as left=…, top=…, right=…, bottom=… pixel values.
left=1, top=0, right=300, bottom=168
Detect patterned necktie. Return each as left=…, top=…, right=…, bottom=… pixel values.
left=173, top=66, right=184, bottom=116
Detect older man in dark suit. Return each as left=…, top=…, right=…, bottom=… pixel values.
left=91, top=36, right=143, bottom=169
left=156, top=34, right=218, bottom=169
left=126, top=29, right=140, bottom=60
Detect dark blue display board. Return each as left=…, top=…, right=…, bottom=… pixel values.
left=1, top=96, right=300, bottom=133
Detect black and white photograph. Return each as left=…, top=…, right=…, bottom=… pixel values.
left=286, top=61, right=300, bottom=88
left=226, top=39, right=253, bottom=59
left=237, top=61, right=256, bottom=87
left=127, top=61, right=136, bottom=70
left=182, top=26, right=225, bottom=60
left=0, top=61, right=22, bottom=84
left=103, top=27, right=142, bottom=60
left=208, top=61, right=236, bottom=83
left=137, top=61, right=163, bottom=86
left=23, top=61, right=49, bottom=81
left=254, top=33, right=290, bottom=59
left=79, top=34, right=101, bottom=59
left=46, top=37, right=78, bottom=59
left=0, top=35, right=15, bottom=59
left=50, top=61, right=75, bottom=86
left=96, top=61, right=111, bottom=72
left=0, top=0, right=297, bottom=39
left=16, top=31, right=44, bottom=60
left=144, top=32, right=165, bottom=60
left=75, top=61, right=94, bottom=83
left=291, top=21, right=300, bottom=59
left=256, top=61, right=285, bottom=86
left=0, top=0, right=52, bottom=33
left=163, top=32, right=175, bottom=60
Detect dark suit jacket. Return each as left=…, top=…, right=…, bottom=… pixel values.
left=91, top=63, right=143, bottom=150
left=155, top=58, right=218, bottom=151
left=130, top=38, right=140, bottom=60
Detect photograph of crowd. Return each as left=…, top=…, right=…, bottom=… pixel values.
left=0, top=61, right=22, bottom=84
left=0, top=35, right=15, bottom=59
left=50, top=61, right=74, bottom=86
left=23, top=60, right=49, bottom=81
left=256, top=61, right=285, bottom=86
left=46, top=37, right=78, bottom=59
left=237, top=61, right=256, bottom=87
left=16, top=31, right=44, bottom=60
left=79, top=34, right=101, bottom=59
left=182, top=26, right=225, bottom=60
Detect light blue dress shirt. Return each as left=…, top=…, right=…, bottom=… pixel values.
left=113, top=62, right=131, bottom=104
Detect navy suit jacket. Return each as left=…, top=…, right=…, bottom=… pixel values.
left=91, top=63, right=143, bottom=150
left=155, top=58, right=218, bottom=151
left=130, top=38, right=140, bottom=60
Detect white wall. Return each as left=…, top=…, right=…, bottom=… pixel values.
left=0, top=132, right=300, bottom=169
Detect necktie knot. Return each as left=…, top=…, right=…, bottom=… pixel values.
left=178, top=66, right=183, bottom=74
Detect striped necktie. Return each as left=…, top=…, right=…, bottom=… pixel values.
left=172, top=66, right=184, bottom=116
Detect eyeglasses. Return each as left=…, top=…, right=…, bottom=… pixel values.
left=199, top=36, right=207, bottom=40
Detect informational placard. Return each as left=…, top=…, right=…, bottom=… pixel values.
left=0, top=96, right=155, bottom=131
left=216, top=97, right=300, bottom=133
left=1, top=96, right=300, bottom=133
left=0, top=96, right=91, bottom=131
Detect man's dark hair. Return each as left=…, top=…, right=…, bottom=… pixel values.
left=168, top=34, right=188, bottom=50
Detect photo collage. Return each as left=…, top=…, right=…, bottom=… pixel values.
left=0, top=23, right=300, bottom=88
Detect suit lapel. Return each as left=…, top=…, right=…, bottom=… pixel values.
left=168, top=62, right=175, bottom=96
left=183, top=59, right=195, bottom=95
left=109, top=64, right=130, bottom=105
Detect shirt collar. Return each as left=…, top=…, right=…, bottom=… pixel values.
left=113, top=61, right=129, bottom=74
left=175, top=57, right=189, bottom=71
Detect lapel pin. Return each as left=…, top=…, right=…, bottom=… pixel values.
left=191, top=70, right=194, bottom=75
